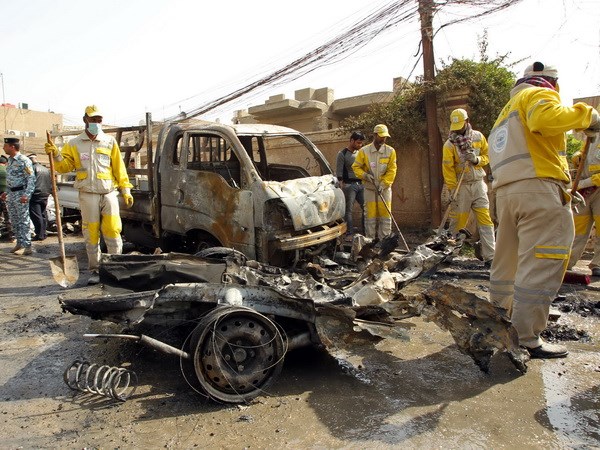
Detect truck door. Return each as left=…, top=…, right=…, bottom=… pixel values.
left=168, top=131, right=255, bottom=256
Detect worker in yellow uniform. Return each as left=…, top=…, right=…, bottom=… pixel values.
left=45, top=105, right=134, bottom=274
left=352, top=124, right=397, bottom=239
left=442, top=108, right=495, bottom=268
left=567, top=130, right=600, bottom=275
left=488, top=62, right=599, bottom=359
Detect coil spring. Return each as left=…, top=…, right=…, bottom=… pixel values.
left=63, top=360, right=137, bottom=402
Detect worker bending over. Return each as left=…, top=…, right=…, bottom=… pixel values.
left=488, top=62, right=599, bottom=359
left=442, top=108, right=495, bottom=268
left=568, top=130, right=600, bottom=275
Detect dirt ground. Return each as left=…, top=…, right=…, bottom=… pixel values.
left=1, top=233, right=599, bottom=449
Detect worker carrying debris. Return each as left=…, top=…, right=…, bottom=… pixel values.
left=487, top=61, right=600, bottom=359
left=442, top=108, right=495, bottom=268
left=567, top=131, right=600, bottom=275
left=44, top=105, right=134, bottom=273
left=352, top=124, right=397, bottom=239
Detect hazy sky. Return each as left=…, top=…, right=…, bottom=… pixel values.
left=1, top=0, right=599, bottom=127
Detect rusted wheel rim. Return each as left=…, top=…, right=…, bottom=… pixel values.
left=191, top=307, right=284, bottom=402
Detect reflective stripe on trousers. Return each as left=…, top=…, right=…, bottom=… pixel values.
left=568, top=188, right=600, bottom=269
left=364, top=187, right=392, bottom=239
left=490, top=178, right=573, bottom=348
left=79, top=190, right=123, bottom=270
left=449, top=180, right=495, bottom=261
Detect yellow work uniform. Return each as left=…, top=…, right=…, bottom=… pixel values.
left=568, top=134, right=600, bottom=270
left=442, top=130, right=495, bottom=262
left=53, top=130, right=132, bottom=269
left=352, top=142, right=397, bottom=239
left=488, top=82, right=595, bottom=348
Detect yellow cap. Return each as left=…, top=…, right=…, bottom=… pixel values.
left=84, top=105, right=102, bottom=117
left=449, top=108, right=468, bottom=131
left=373, top=124, right=390, bottom=138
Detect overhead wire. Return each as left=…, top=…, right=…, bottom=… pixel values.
left=165, top=0, right=418, bottom=122
left=161, top=0, right=529, bottom=123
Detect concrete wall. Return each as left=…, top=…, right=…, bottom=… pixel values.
left=307, top=130, right=431, bottom=230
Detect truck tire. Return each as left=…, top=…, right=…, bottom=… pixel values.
left=188, top=306, right=285, bottom=403
left=194, top=247, right=247, bottom=264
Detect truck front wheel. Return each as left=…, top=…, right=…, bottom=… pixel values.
left=189, top=306, right=285, bottom=403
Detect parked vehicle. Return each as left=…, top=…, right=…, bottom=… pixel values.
left=55, top=114, right=346, bottom=266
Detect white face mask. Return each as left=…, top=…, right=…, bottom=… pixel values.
left=87, top=122, right=101, bottom=135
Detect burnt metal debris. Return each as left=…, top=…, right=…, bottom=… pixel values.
left=60, top=232, right=528, bottom=403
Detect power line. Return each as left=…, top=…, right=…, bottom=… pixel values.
left=166, top=0, right=418, bottom=122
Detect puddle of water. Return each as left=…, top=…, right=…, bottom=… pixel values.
left=541, top=350, right=600, bottom=448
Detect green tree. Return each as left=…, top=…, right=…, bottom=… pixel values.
left=341, top=36, right=516, bottom=148
left=566, top=134, right=583, bottom=164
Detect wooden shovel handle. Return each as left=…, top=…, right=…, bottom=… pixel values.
left=572, top=136, right=593, bottom=193
left=46, top=131, right=66, bottom=261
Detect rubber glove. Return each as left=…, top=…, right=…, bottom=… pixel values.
left=122, top=190, right=134, bottom=208
left=465, top=151, right=479, bottom=165
left=584, top=109, right=600, bottom=137
left=568, top=189, right=586, bottom=208
left=44, top=142, right=59, bottom=157
left=364, top=173, right=375, bottom=184
left=571, top=151, right=582, bottom=167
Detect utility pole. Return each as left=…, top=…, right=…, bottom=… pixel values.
left=419, top=0, right=443, bottom=227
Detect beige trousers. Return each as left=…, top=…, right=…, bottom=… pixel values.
left=568, top=188, right=600, bottom=269
left=79, top=190, right=123, bottom=270
left=489, top=179, right=573, bottom=348
left=364, top=187, right=392, bottom=239
left=449, top=180, right=495, bottom=261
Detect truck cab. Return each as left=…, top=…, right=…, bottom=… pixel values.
left=122, top=121, right=346, bottom=265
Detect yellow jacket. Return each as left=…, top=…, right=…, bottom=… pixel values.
left=352, top=142, right=397, bottom=190
left=442, top=130, right=488, bottom=191
left=488, top=83, right=595, bottom=190
left=572, top=134, right=600, bottom=186
left=54, top=131, right=132, bottom=195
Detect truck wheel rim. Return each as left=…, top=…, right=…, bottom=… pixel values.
left=192, top=307, right=285, bottom=402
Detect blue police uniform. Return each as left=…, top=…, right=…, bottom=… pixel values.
left=6, top=153, right=35, bottom=249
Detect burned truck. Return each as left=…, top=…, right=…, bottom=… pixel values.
left=55, top=115, right=346, bottom=265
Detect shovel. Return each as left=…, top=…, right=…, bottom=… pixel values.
left=46, top=131, right=79, bottom=287
left=436, top=166, right=466, bottom=236
left=375, top=186, right=410, bottom=252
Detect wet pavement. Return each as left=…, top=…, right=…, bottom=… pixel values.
left=0, top=235, right=599, bottom=448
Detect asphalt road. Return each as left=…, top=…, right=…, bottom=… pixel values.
left=1, top=234, right=599, bottom=449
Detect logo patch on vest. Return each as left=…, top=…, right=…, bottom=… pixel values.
left=490, top=124, right=508, bottom=154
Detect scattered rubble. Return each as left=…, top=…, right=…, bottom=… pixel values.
left=553, top=293, right=600, bottom=318
left=58, top=231, right=536, bottom=403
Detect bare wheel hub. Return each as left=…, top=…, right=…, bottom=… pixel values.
left=191, top=307, right=285, bottom=402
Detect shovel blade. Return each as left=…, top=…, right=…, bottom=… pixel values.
left=49, top=255, right=79, bottom=288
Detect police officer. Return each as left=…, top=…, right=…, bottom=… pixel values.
left=0, top=155, right=12, bottom=240
left=2, top=137, right=35, bottom=255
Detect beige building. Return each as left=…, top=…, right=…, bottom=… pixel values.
left=1, top=103, right=63, bottom=155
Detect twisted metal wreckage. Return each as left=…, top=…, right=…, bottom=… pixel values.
left=60, top=233, right=529, bottom=403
